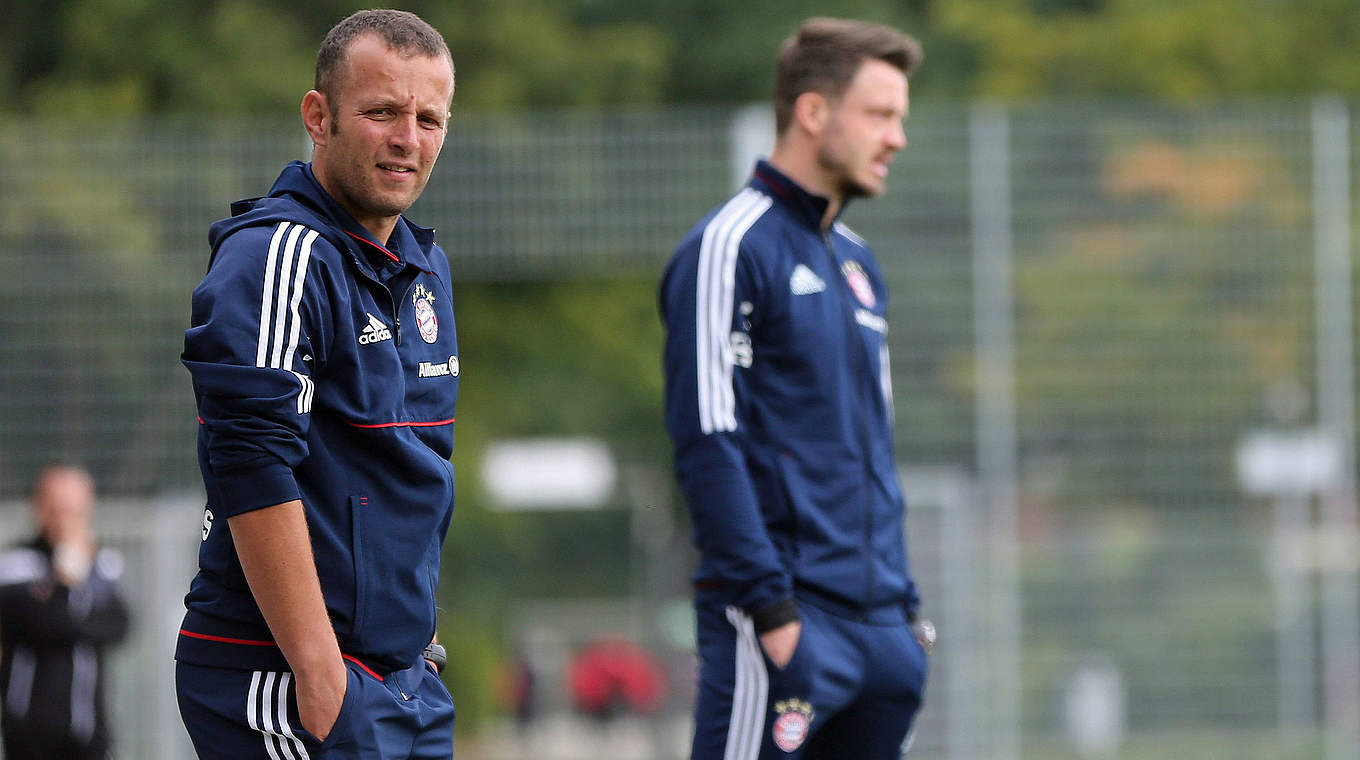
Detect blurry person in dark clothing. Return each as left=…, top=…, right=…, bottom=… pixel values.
left=0, top=465, right=129, bottom=760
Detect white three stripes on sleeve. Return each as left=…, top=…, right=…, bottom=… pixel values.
left=255, top=222, right=318, bottom=415
left=247, top=670, right=311, bottom=760
left=695, top=189, right=773, bottom=435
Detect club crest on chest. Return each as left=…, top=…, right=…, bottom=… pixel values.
left=841, top=261, right=876, bottom=309
left=412, top=284, right=439, bottom=343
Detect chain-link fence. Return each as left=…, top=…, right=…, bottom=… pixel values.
left=0, top=98, right=1357, bottom=758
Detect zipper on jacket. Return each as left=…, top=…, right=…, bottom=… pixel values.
left=350, top=255, right=405, bottom=345
left=822, top=230, right=877, bottom=611
left=395, top=278, right=426, bottom=348
left=388, top=266, right=429, bottom=347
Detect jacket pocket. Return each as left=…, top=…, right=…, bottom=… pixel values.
left=426, top=532, right=440, bottom=604
left=346, top=491, right=439, bottom=656
left=771, top=452, right=802, bottom=560
left=349, top=495, right=371, bottom=636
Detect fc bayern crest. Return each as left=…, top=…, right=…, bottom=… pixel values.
left=771, top=699, right=814, bottom=752
left=841, top=261, right=876, bottom=308
left=413, top=284, right=439, bottom=344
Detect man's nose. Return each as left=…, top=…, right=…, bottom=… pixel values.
left=887, top=122, right=907, bottom=151
left=390, top=115, right=419, bottom=152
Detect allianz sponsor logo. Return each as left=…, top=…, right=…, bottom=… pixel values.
left=419, top=355, right=460, bottom=379
left=359, top=313, right=393, bottom=345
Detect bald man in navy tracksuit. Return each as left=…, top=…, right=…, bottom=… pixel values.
left=662, top=18, right=933, bottom=760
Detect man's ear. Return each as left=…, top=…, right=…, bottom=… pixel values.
left=792, top=91, right=830, bottom=139
left=301, top=90, right=331, bottom=145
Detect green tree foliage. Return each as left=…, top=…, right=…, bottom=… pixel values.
left=3, top=0, right=672, bottom=115
left=571, top=0, right=935, bottom=102
left=8, top=0, right=314, bottom=116
left=937, top=0, right=1360, bottom=98
left=423, top=0, right=672, bottom=109
left=5, top=0, right=1358, bottom=115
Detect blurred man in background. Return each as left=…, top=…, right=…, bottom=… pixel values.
left=0, top=465, right=129, bottom=760
left=174, top=9, right=459, bottom=759
left=661, top=17, right=933, bottom=759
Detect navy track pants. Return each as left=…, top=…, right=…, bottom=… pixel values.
left=177, top=657, right=454, bottom=759
left=691, top=595, right=927, bottom=760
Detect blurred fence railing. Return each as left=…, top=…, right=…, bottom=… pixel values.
left=1, top=98, right=1357, bottom=759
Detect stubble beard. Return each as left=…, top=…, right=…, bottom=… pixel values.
left=329, top=121, right=425, bottom=220
left=348, top=162, right=421, bottom=220
left=817, top=143, right=875, bottom=202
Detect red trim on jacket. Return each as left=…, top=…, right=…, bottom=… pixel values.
left=179, top=629, right=277, bottom=647
left=178, top=629, right=386, bottom=681
left=344, top=417, right=455, bottom=429
left=342, top=654, right=385, bottom=681
left=344, top=230, right=401, bottom=263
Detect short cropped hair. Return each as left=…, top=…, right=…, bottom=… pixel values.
left=315, top=9, right=454, bottom=116
left=774, top=18, right=923, bottom=135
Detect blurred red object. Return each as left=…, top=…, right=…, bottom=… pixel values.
left=568, top=637, right=668, bottom=716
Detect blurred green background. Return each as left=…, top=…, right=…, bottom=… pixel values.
left=2, top=2, right=1360, bottom=759
left=6, top=0, right=1360, bottom=115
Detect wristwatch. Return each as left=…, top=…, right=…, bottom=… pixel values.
left=910, top=618, right=936, bottom=654
left=422, top=642, right=447, bottom=674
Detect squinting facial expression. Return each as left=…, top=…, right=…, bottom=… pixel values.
left=816, top=59, right=909, bottom=200
left=315, top=34, right=453, bottom=232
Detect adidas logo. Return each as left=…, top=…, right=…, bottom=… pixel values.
left=789, top=264, right=826, bottom=295
left=359, top=313, right=393, bottom=345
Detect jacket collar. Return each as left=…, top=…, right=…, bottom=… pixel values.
left=748, top=159, right=848, bottom=232
left=262, top=161, right=438, bottom=274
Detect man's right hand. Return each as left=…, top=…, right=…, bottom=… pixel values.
left=295, top=658, right=348, bottom=742
left=229, top=502, right=349, bottom=743
left=758, top=620, right=802, bottom=669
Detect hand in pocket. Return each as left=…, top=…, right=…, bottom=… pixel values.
left=759, top=621, right=802, bottom=669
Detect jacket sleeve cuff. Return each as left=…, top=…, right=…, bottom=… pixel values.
left=208, top=460, right=303, bottom=518
left=750, top=598, right=800, bottom=634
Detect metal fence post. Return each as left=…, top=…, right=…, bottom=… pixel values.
left=1313, top=95, right=1359, bottom=760
left=970, top=101, right=1020, bottom=760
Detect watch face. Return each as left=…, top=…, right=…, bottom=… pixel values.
left=423, top=643, right=447, bottom=672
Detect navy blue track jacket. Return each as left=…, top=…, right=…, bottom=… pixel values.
left=661, top=161, right=920, bottom=629
left=176, top=162, right=459, bottom=674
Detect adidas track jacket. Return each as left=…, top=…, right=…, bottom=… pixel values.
left=176, top=161, right=459, bottom=674
left=661, top=161, right=920, bottom=630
